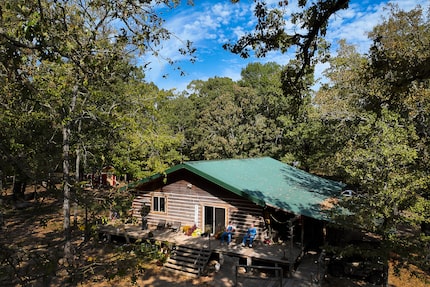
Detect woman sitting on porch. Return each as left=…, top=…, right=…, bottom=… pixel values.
left=220, top=221, right=235, bottom=245
left=241, top=223, right=257, bottom=248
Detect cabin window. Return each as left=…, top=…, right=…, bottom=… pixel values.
left=152, top=196, right=166, bottom=213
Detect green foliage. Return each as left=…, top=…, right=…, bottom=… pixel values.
left=1, top=0, right=192, bottom=268
left=0, top=0, right=190, bottom=182
left=180, top=68, right=289, bottom=160
left=108, top=82, right=184, bottom=179
left=316, top=4, right=430, bottom=271
left=368, top=5, right=430, bottom=98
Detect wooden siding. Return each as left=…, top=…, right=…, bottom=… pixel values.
left=131, top=179, right=267, bottom=241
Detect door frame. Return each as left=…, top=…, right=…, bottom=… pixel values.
left=202, top=205, right=227, bottom=235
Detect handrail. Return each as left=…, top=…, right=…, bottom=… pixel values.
left=193, top=248, right=204, bottom=276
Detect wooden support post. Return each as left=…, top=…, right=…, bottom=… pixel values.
left=289, top=220, right=294, bottom=277
left=287, top=215, right=301, bottom=276
left=301, top=216, right=305, bottom=254
left=219, top=253, right=224, bottom=265
left=323, top=222, right=327, bottom=245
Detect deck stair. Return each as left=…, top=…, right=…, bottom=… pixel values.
left=164, top=245, right=212, bottom=277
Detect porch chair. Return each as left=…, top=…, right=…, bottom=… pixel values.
left=170, top=221, right=181, bottom=232
left=156, top=219, right=166, bottom=230
left=241, top=225, right=258, bottom=247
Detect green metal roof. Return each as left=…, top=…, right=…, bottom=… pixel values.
left=133, top=157, right=345, bottom=220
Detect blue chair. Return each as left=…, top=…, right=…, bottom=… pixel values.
left=242, top=226, right=257, bottom=247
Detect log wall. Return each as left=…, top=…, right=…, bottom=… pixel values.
left=131, top=178, right=266, bottom=240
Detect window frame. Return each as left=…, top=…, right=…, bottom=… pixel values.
left=152, top=194, right=166, bottom=213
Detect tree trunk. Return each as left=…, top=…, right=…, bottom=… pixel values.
left=12, top=175, right=26, bottom=200
left=63, top=85, right=78, bottom=265
left=63, top=124, right=72, bottom=264
left=74, top=148, right=80, bottom=227
left=0, top=169, right=3, bottom=192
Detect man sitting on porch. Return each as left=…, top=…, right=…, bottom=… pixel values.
left=220, top=221, right=235, bottom=245
left=242, top=223, right=257, bottom=248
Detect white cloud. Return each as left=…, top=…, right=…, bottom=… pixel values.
left=145, top=0, right=430, bottom=91
left=145, top=1, right=250, bottom=86
left=327, top=0, right=429, bottom=54
left=220, top=67, right=242, bottom=82
left=212, top=3, right=233, bottom=24
left=231, top=26, right=246, bottom=40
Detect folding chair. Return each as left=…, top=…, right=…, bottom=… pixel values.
left=156, top=219, right=166, bottom=230
left=170, top=221, right=181, bottom=232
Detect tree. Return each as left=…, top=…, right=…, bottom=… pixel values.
left=225, top=0, right=349, bottom=86
left=110, top=81, right=185, bottom=179
left=316, top=4, right=430, bottom=270
left=181, top=63, right=290, bottom=161
left=238, top=62, right=285, bottom=158
left=187, top=77, right=245, bottom=159
left=312, top=40, right=369, bottom=175
left=0, top=0, right=194, bottom=267
left=368, top=5, right=430, bottom=102
left=0, top=2, right=64, bottom=197
left=158, top=92, right=196, bottom=162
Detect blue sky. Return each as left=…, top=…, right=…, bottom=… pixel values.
left=143, top=0, right=427, bottom=92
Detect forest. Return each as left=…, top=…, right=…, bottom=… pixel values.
left=0, top=0, right=429, bottom=285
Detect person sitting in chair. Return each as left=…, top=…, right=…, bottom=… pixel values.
left=242, top=223, right=257, bottom=247
left=220, top=221, right=235, bottom=245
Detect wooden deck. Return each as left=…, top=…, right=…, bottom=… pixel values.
left=99, top=223, right=302, bottom=266
left=99, top=224, right=326, bottom=286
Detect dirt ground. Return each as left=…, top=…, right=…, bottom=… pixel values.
left=1, top=186, right=429, bottom=287
left=0, top=186, right=230, bottom=287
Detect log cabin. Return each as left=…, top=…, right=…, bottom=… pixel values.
left=126, top=157, right=345, bottom=249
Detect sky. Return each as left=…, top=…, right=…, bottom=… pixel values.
left=143, top=0, right=428, bottom=92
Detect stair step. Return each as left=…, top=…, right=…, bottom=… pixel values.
left=171, top=251, right=207, bottom=258
left=164, top=262, right=201, bottom=273
left=167, top=258, right=206, bottom=269
left=172, top=247, right=211, bottom=255
left=165, top=262, right=202, bottom=273
left=170, top=251, right=211, bottom=262
left=164, top=245, right=212, bottom=277
left=168, top=255, right=208, bottom=265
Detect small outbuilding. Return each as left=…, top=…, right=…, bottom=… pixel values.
left=101, top=165, right=117, bottom=187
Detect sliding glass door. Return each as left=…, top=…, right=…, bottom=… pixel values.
left=204, top=206, right=225, bottom=235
